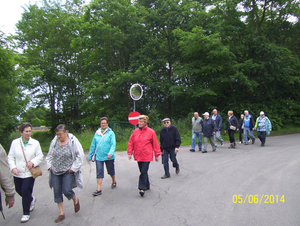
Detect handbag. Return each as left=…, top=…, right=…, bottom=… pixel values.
left=91, top=129, right=108, bottom=162
left=229, top=119, right=236, bottom=130
left=20, top=140, right=42, bottom=179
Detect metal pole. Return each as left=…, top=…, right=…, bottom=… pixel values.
left=134, top=100, right=136, bottom=129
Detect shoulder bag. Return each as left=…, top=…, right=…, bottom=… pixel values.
left=229, top=118, right=236, bottom=130
left=20, top=140, right=42, bottom=179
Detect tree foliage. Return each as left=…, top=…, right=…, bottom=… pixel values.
left=1, top=0, right=299, bottom=132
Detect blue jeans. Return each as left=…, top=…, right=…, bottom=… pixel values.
left=95, top=159, right=115, bottom=179
left=137, top=162, right=150, bottom=190
left=214, top=130, right=224, bottom=147
left=14, top=177, right=35, bottom=215
left=192, top=132, right=202, bottom=149
left=244, top=128, right=255, bottom=143
left=51, top=172, right=75, bottom=203
left=162, top=149, right=179, bottom=175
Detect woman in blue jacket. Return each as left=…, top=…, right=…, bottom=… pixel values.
left=88, top=117, right=116, bottom=196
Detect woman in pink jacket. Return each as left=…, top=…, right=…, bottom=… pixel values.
left=127, top=115, right=161, bottom=197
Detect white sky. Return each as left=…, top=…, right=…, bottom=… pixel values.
left=0, top=0, right=39, bottom=35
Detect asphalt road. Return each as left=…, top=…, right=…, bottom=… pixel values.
left=1, top=133, right=300, bottom=226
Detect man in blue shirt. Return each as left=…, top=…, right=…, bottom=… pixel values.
left=243, top=110, right=255, bottom=145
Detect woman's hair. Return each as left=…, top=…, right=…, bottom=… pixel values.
left=19, top=122, right=33, bottom=133
left=241, top=114, right=244, bottom=117
left=228, top=111, right=233, bottom=116
left=138, top=115, right=149, bottom=123
left=100, top=117, right=109, bottom=124
left=55, top=124, right=68, bottom=132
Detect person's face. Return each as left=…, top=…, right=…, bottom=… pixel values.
left=241, top=115, right=244, bottom=119
left=138, top=119, right=147, bottom=128
left=228, top=113, right=231, bottom=117
left=56, top=130, right=68, bottom=142
left=163, top=120, right=171, bottom=128
left=244, top=111, right=249, bottom=116
left=260, top=114, right=265, bottom=117
left=20, top=126, right=32, bottom=141
left=100, top=120, right=108, bottom=130
left=213, top=110, right=217, bottom=115
left=194, top=113, right=199, bottom=119
left=204, top=115, right=209, bottom=119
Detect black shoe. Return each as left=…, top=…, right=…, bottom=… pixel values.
left=145, top=187, right=150, bottom=190
left=175, top=165, right=180, bottom=174
left=198, top=148, right=202, bottom=152
left=252, top=139, right=255, bottom=144
left=212, top=149, right=216, bottom=152
left=111, top=182, right=117, bottom=189
left=139, top=190, right=145, bottom=197
left=261, top=143, right=265, bottom=147
left=92, top=190, right=102, bottom=196
left=190, top=149, right=195, bottom=152
left=202, top=150, right=207, bottom=153
left=161, top=174, right=171, bottom=179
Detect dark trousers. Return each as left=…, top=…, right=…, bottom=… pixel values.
left=257, top=131, right=267, bottom=145
left=228, top=130, right=236, bottom=143
left=137, top=162, right=150, bottom=190
left=14, top=177, right=35, bottom=215
left=162, top=149, right=178, bottom=176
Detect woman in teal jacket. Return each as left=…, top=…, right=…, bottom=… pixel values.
left=88, top=117, right=116, bottom=196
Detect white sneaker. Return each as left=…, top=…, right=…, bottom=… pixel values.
left=239, top=141, right=242, bottom=144
left=30, top=196, right=36, bottom=212
left=21, top=215, right=30, bottom=223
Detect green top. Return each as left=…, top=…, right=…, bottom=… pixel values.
left=22, top=137, right=29, bottom=147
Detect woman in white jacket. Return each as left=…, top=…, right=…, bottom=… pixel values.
left=7, top=123, right=43, bottom=223
left=46, top=124, right=84, bottom=223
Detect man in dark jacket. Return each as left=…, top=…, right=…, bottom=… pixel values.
left=211, top=109, right=224, bottom=147
left=160, top=118, right=181, bottom=179
left=201, top=112, right=216, bottom=153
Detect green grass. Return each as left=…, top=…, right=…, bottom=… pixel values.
left=7, top=125, right=300, bottom=153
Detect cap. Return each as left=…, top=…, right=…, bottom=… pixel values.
left=260, top=111, right=265, bottom=115
left=162, top=118, right=170, bottom=122
left=203, top=112, right=209, bottom=116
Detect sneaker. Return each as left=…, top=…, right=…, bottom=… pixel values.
left=92, top=190, right=102, bottom=196
left=198, top=148, right=202, bottom=152
left=30, top=196, right=36, bottom=212
left=202, top=150, right=207, bottom=153
left=175, top=165, right=180, bottom=174
left=190, top=149, right=195, bottom=152
left=252, top=139, right=255, bottom=144
left=244, top=143, right=248, bottom=145
left=21, top=215, right=30, bottom=223
left=261, top=143, right=265, bottom=147
left=212, top=149, right=216, bottom=152
left=221, top=142, right=224, bottom=146
left=239, top=141, right=242, bottom=144
left=111, top=182, right=117, bottom=189
left=161, top=174, right=171, bottom=179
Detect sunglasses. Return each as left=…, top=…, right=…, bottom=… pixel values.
left=163, top=121, right=170, bottom=124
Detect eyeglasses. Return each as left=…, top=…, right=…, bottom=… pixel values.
left=163, top=121, right=170, bottom=124
left=56, top=132, right=65, bottom=137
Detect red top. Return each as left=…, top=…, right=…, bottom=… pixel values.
left=127, top=125, right=161, bottom=161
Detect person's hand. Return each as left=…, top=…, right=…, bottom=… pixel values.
left=237, top=129, right=239, bottom=131
left=6, top=200, right=14, bottom=208
left=27, top=161, right=34, bottom=169
left=49, top=167, right=52, bottom=172
left=155, top=157, right=159, bottom=162
left=12, top=168, right=19, bottom=175
left=213, top=132, right=216, bottom=135
left=68, top=169, right=75, bottom=174
left=224, top=130, right=227, bottom=133
left=252, top=128, right=255, bottom=131
left=175, top=148, right=179, bottom=154
left=107, top=154, right=112, bottom=159
left=128, top=155, right=132, bottom=161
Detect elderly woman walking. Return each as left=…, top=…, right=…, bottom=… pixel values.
left=7, top=122, right=43, bottom=223
left=224, top=111, right=239, bottom=149
left=88, top=117, right=117, bottom=196
left=255, top=111, right=272, bottom=147
left=46, top=124, right=84, bottom=223
left=127, top=115, right=161, bottom=197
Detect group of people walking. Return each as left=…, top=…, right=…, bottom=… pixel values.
left=190, top=109, right=272, bottom=153
left=0, top=110, right=271, bottom=223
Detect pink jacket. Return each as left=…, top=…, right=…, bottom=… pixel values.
left=127, top=125, right=161, bottom=162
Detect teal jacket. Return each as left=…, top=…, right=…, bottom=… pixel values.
left=88, top=127, right=116, bottom=161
